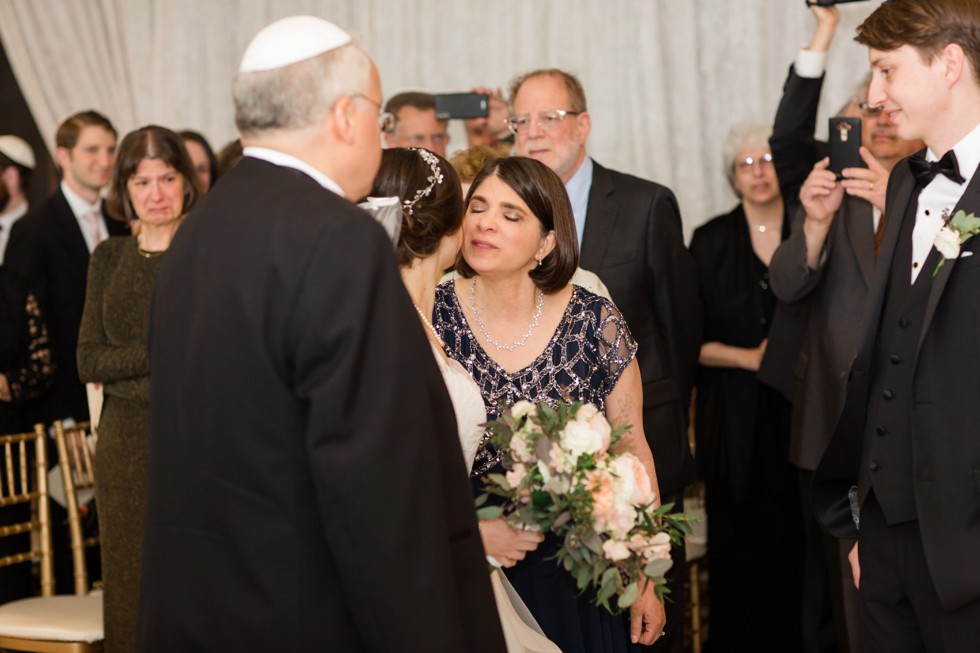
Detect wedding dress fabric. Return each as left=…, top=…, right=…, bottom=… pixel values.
left=429, top=344, right=561, bottom=653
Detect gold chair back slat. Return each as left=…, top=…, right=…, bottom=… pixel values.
left=0, top=424, right=53, bottom=596
left=3, top=441, right=13, bottom=499
left=54, top=421, right=98, bottom=596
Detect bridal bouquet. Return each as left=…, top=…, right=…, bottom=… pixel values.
left=476, top=401, right=694, bottom=613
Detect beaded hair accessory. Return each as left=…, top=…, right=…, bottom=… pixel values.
left=402, top=147, right=444, bottom=215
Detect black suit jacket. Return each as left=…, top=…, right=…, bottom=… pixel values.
left=813, top=156, right=980, bottom=611
left=581, top=161, right=701, bottom=497
left=137, top=158, right=505, bottom=652
left=4, top=189, right=128, bottom=422
left=767, top=63, right=877, bottom=470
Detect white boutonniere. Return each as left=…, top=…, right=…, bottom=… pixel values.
left=933, top=209, right=980, bottom=277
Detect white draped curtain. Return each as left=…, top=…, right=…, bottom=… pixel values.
left=0, top=0, right=883, bottom=239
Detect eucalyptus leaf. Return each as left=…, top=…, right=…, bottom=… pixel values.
left=644, top=558, right=673, bottom=578
left=618, top=581, right=638, bottom=608
left=476, top=505, right=503, bottom=520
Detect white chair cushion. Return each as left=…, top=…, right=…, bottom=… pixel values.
left=0, top=595, right=103, bottom=643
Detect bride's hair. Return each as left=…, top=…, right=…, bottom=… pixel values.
left=370, top=148, right=463, bottom=267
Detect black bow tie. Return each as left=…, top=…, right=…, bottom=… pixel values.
left=908, top=150, right=966, bottom=188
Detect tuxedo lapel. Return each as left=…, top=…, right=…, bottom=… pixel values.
left=52, top=191, right=91, bottom=273
left=580, top=163, right=620, bottom=270
left=844, top=196, right=875, bottom=289
left=854, top=163, right=917, bottom=368
left=916, top=165, right=980, bottom=355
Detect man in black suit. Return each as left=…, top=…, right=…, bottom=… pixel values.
left=813, top=1, right=980, bottom=650
left=510, top=68, right=702, bottom=652
left=5, top=110, right=124, bottom=424
left=768, top=7, right=922, bottom=652
left=137, top=17, right=504, bottom=652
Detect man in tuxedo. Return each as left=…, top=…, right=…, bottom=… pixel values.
left=510, top=68, right=702, bottom=651
left=812, top=1, right=980, bottom=650
left=137, top=17, right=504, bottom=652
left=767, top=7, right=922, bottom=653
left=383, top=91, right=451, bottom=156
left=5, top=111, right=124, bottom=424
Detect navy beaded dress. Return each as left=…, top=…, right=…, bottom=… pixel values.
left=434, top=280, right=643, bottom=653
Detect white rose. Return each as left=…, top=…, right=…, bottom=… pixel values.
left=576, top=403, right=600, bottom=421
left=602, top=539, right=632, bottom=562
left=934, top=226, right=961, bottom=259
left=509, top=433, right=531, bottom=462
left=560, top=420, right=604, bottom=457
left=510, top=400, right=536, bottom=420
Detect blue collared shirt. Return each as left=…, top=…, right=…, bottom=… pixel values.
left=565, top=155, right=594, bottom=251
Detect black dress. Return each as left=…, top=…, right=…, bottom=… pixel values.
left=689, top=205, right=804, bottom=651
left=434, top=281, right=642, bottom=653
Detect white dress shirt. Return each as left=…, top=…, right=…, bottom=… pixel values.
left=242, top=147, right=345, bottom=198
left=61, top=181, right=108, bottom=254
left=565, top=155, right=594, bottom=251
left=910, top=122, right=980, bottom=283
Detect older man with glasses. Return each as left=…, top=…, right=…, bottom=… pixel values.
left=508, top=67, right=702, bottom=653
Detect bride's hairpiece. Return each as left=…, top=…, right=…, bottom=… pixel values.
left=402, top=148, right=444, bottom=215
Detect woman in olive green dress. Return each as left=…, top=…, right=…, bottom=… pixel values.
left=77, top=125, right=200, bottom=653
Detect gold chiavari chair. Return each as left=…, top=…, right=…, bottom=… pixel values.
left=53, top=422, right=98, bottom=597
left=0, top=423, right=103, bottom=653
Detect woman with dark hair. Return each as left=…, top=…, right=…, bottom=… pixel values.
left=433, top=156, right=665, bottom=652
left=178, top=129, right=218, bottom=191
left=368, top=148, right=559, bottom=652
left=77, top=125, right=199, bottom=653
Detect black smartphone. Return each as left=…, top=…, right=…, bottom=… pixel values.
left=435, top=93, right=489, bottom=120
left=829, top=117, right=863, bottom=179
left=805, top=0, right=868, bottom=6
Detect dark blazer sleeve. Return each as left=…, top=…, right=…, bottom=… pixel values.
left=770, top=65, right=827, bottom=209
left=77, top=240, right=151, bottom=392
left=4, top=216, right=45, bottom=302
left=647, top=186, right=702, bottom=412
left=768, top=207, right=831, bottom=304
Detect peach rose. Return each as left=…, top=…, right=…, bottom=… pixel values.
left=602, top=539, right=631, bottom=562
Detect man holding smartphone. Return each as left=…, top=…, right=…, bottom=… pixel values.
left=383, top=91, right=450, bottom=157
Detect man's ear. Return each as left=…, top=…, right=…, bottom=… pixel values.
left=53, top=146, right=70, bottom=171
left=331, top=96, right=356, bottom=145
left=941, top=42, right=966, bottom=88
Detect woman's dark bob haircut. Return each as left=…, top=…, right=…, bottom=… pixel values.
left=456, top=156, right=578, bottom=293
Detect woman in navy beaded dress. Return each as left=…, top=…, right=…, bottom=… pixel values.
left=433, top=157, right=666, bottom=652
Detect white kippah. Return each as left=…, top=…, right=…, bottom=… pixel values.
left=0, top=135, right=35, bottom=169
left=239, top=15, right=352, bottom=73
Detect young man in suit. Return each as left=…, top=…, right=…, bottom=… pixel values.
left=812, top=1, right=980, bottom=650
left=509, top=68, right=702, bottom=652
left=5, top=111, right=125, bottom=425
left=768, top=7, right=923, bottom=653
left=137, top=17, right=504, bottom=652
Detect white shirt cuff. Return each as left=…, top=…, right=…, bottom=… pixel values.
left=795, top=49, right=827, bottom=78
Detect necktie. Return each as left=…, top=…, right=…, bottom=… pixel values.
left=88, top=209, right=102, bottom=248
left=908, top=149, right=966, bottom=188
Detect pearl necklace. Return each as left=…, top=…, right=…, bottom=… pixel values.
left=469, top=278, right=544, bottom=352
left=413, top=303, right=445, bottom=349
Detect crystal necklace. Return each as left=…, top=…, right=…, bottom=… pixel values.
left=413, top=303, right=445, bottom=349
left=469, top=278, right=544, bottom=352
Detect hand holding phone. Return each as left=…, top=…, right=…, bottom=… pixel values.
left=828, top=117, right=864, bottom=179
left=435, top=93, right=489, bottom=120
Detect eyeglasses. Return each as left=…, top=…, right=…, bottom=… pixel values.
left=352, top=93, right=396, bottom=134
left=858, top=102, right=885, bottom=117
left=734, top=152, right=774, bottom=172
left=506, top=109, right=583, bottom=135
left=403, top=133, right=451, bottom=146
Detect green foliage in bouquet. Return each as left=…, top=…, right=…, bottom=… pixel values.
left=475, top=400, right=696, bottom=612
